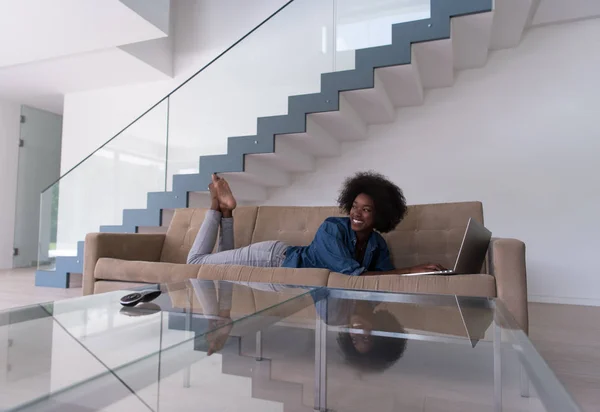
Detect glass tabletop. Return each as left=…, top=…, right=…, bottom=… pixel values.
left=0, top=281, right=580, bottom=412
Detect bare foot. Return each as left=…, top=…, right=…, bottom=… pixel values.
left=213, top=174, right=237, bottom=213
left=207, top=318, right=233, bottom=356
left=208, top=181, right=219, bottom=211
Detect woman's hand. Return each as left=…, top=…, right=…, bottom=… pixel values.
left=407, top=263, right=447, bottom=273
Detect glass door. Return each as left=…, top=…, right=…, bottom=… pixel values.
left=13, top=106, right=62, bottom=268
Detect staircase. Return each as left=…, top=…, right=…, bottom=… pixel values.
left=221, top=337, right=312, bottom=411
left=36, top=0, right=536, bottom=287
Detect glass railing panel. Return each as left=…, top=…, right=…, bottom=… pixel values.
left=38, top=100, right=169, bottom=267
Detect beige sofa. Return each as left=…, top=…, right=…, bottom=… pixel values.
left=83, top=201, right=528, bottom=332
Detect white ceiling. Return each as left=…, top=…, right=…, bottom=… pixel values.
left=0, top=0, right=171, bottom=113
left=0, top=0, right=167, bottom=68
left=0, top=48, right=171, bottom=114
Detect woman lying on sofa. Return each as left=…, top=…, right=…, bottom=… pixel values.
left=187, top=170, right=446, bottom=276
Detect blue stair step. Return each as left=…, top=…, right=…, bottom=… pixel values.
left=321, top=68, right=374, bottom=94
left=77, top=241, right=85, bottom=258
left=100, top=225, right=136, bottom=233
left=354, top=44, right=409, bottom=72
left=397, top=20, right=447, bottom=43
left=55, top=255, right=83, bottom=274
left=226, top=135, right=271, bottom=157
left=287, top=92, right=339, bottom=115
left=147, top=191, right=189, bottom=209
left=35, top=269, right=70, bottom=288
left=172, top=172, right=214, bottom=194
left=434, top=0, right=492, bottom=17
left=256, top=112, right=306, bottom=137
left=122, top=208, right=162, bottom=228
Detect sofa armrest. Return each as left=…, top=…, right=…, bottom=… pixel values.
left=83, top=233, right=166, bottom=295
left=488, top=237, right=528, bottom=333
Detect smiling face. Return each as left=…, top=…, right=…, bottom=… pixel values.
left=349, top=193, right=375, bottom=233
left=349, top=312, right=374, bottom=353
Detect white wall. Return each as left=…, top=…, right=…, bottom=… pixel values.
left=0, top=101, right=21, bottom=269
left=266, top=18, right=600, bottom=306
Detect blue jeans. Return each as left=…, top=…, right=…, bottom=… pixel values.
left=186, top=210, right=288, bottom=267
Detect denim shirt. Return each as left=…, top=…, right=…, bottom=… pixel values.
left=281, top=217, right=394, bottom=276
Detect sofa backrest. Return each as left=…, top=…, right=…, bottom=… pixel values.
left=160, top=201, right=484, bottom=270
left=160, top=207, right=258, bottom=263
left=383, top=201, right=484, bottom=270
left=252, top=202, right=483, bottom=271
left=251, top=206, right=343, bottom=245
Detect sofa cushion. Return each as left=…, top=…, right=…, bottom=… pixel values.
left=251, top=206, right=342, bottom=245
left=375, top=302, right=493, bottom=340
left=196, top=264, right=330, bottom=287
left=166, top=281, right=258, bottom=318
left=95, top=258, right=202, bottom=284
left=382, top=201, right=485, bottom=271
left=327, top=272, right=496, bottom=298
left=93, top=280, right=151, bottom=294
left=160, top=207, right=258, bottom=263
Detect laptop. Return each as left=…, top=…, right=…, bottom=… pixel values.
left=403, top=218, right=492, bottom=276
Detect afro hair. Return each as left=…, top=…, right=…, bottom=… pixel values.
left=337, top=171, right=407, bottom=233
left=336, top=309, right=407, bottom=372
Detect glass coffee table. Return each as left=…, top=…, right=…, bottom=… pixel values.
left=0, top=280, right=580, bottom=412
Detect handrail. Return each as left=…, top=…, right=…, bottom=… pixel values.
left=43, top=0, right=296, bottom=193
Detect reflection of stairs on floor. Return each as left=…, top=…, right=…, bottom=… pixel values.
left=219, top=331, right=418, bottom=412
left=125, top=353, right=287, bottom=412
left=166, top=311, right=316, bottom=409
left=221, top=337, right=313, bottom=411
